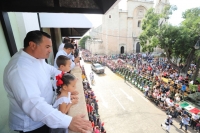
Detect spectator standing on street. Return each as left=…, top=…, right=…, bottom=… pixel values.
left=90, top=72, right=95, bottom=85
left=180, top=114, right=190, bottom=132
left=190, top=112, right=199, bottom=130
left=144, top=85, right=149, bottom=97
left=195, top=120, right=200, bottom=132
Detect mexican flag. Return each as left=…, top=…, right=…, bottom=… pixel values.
left=179, top=101, right=200, bottom=114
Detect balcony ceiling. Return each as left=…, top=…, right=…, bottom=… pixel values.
left=61, top=28, right=90, bottom=38
left=0, top=0, right=119, bottom=14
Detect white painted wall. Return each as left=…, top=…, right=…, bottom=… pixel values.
left=0, top=22, right=16, bottom=133
left=8, top=12, right=25, bottom=50
left=85, top=39, right=104, bottom=55
left=23, top=13, right=40, bottom=33
left=8, top=12, right=40, bottom=50
left=119, top=12, right=128, bottom=53
left=102, top=5, right=120, bottom=55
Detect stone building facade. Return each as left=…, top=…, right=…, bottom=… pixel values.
left=85, top=0, right=169, bottom=55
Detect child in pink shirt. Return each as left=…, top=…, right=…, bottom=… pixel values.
left=94, top=126, right=100, bottom=133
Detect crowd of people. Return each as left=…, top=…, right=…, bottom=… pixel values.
left=81, top=66, right=106, bottom=133
left=82, top=49, right=200, bottom=133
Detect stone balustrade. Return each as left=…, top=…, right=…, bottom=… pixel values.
left=69, top=65, right=91, bottom=133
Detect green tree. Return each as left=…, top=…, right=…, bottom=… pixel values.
left=79, top=36, right=91, bottom=49
left=139, top=6, right=200, bottom=76
left=182, top=7, right=200, bottom=80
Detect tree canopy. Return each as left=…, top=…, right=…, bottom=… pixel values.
left=79, top=35, right=91, bottom=49
left=139, top=5, right=200, bottom=75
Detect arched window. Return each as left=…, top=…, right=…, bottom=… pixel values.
left=120, top=46, right=124, bottom=54
left=136, top=42, right=140, bottom=53
left=138, top=20, right=141, bottom=27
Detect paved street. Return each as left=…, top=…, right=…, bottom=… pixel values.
left=82, top=61, right=195, bottom=133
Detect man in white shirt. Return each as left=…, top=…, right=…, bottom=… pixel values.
left=180, top=114, right=190, bottom=132
left=54, top=43, right=79, bottom=70
left=191, top=112, right=200, bottom=130
left=167, top=100, right=174, bottom=107
left=161, top=115, right=173, bottom=132
left=58, top=37, right=68, bottom=51
left=3, top=31, right=91, bottom=133
left=174, top=78, right=179, bottom=88
left=165, top=97, right=170, bottom=105
left=90, top=72, right=94, bottom=85
left=58, top=42, right=65, bottom=51
left=175, top=104, right=182, bottom=112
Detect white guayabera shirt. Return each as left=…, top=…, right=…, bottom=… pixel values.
left=3, top=49, right=72, bottom=132
left=58, top=43, right=65, bottom=51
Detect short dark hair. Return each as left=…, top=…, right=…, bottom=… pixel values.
left=56, top=55, right=70, bottom=68
left=64, top=43, right=74, bottom=49
left=24, top=30, right=51, bottom=48
left=63, top=37, right=70, bottom=43
left=70, top=38, right=75, bottom=43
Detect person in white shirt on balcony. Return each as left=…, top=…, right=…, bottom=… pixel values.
left=58, top=37, right=69, bottom=51
left=54, top=43, right=79, bottom=70
left=3, top=30, right=91, bottom=133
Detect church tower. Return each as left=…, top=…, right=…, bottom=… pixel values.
left=126, top=0, right=154, bottom=53
left=155, top=0, right=170, bottom=14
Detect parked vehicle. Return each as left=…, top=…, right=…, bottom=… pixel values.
left=91, top=63, right=105, bottom=74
